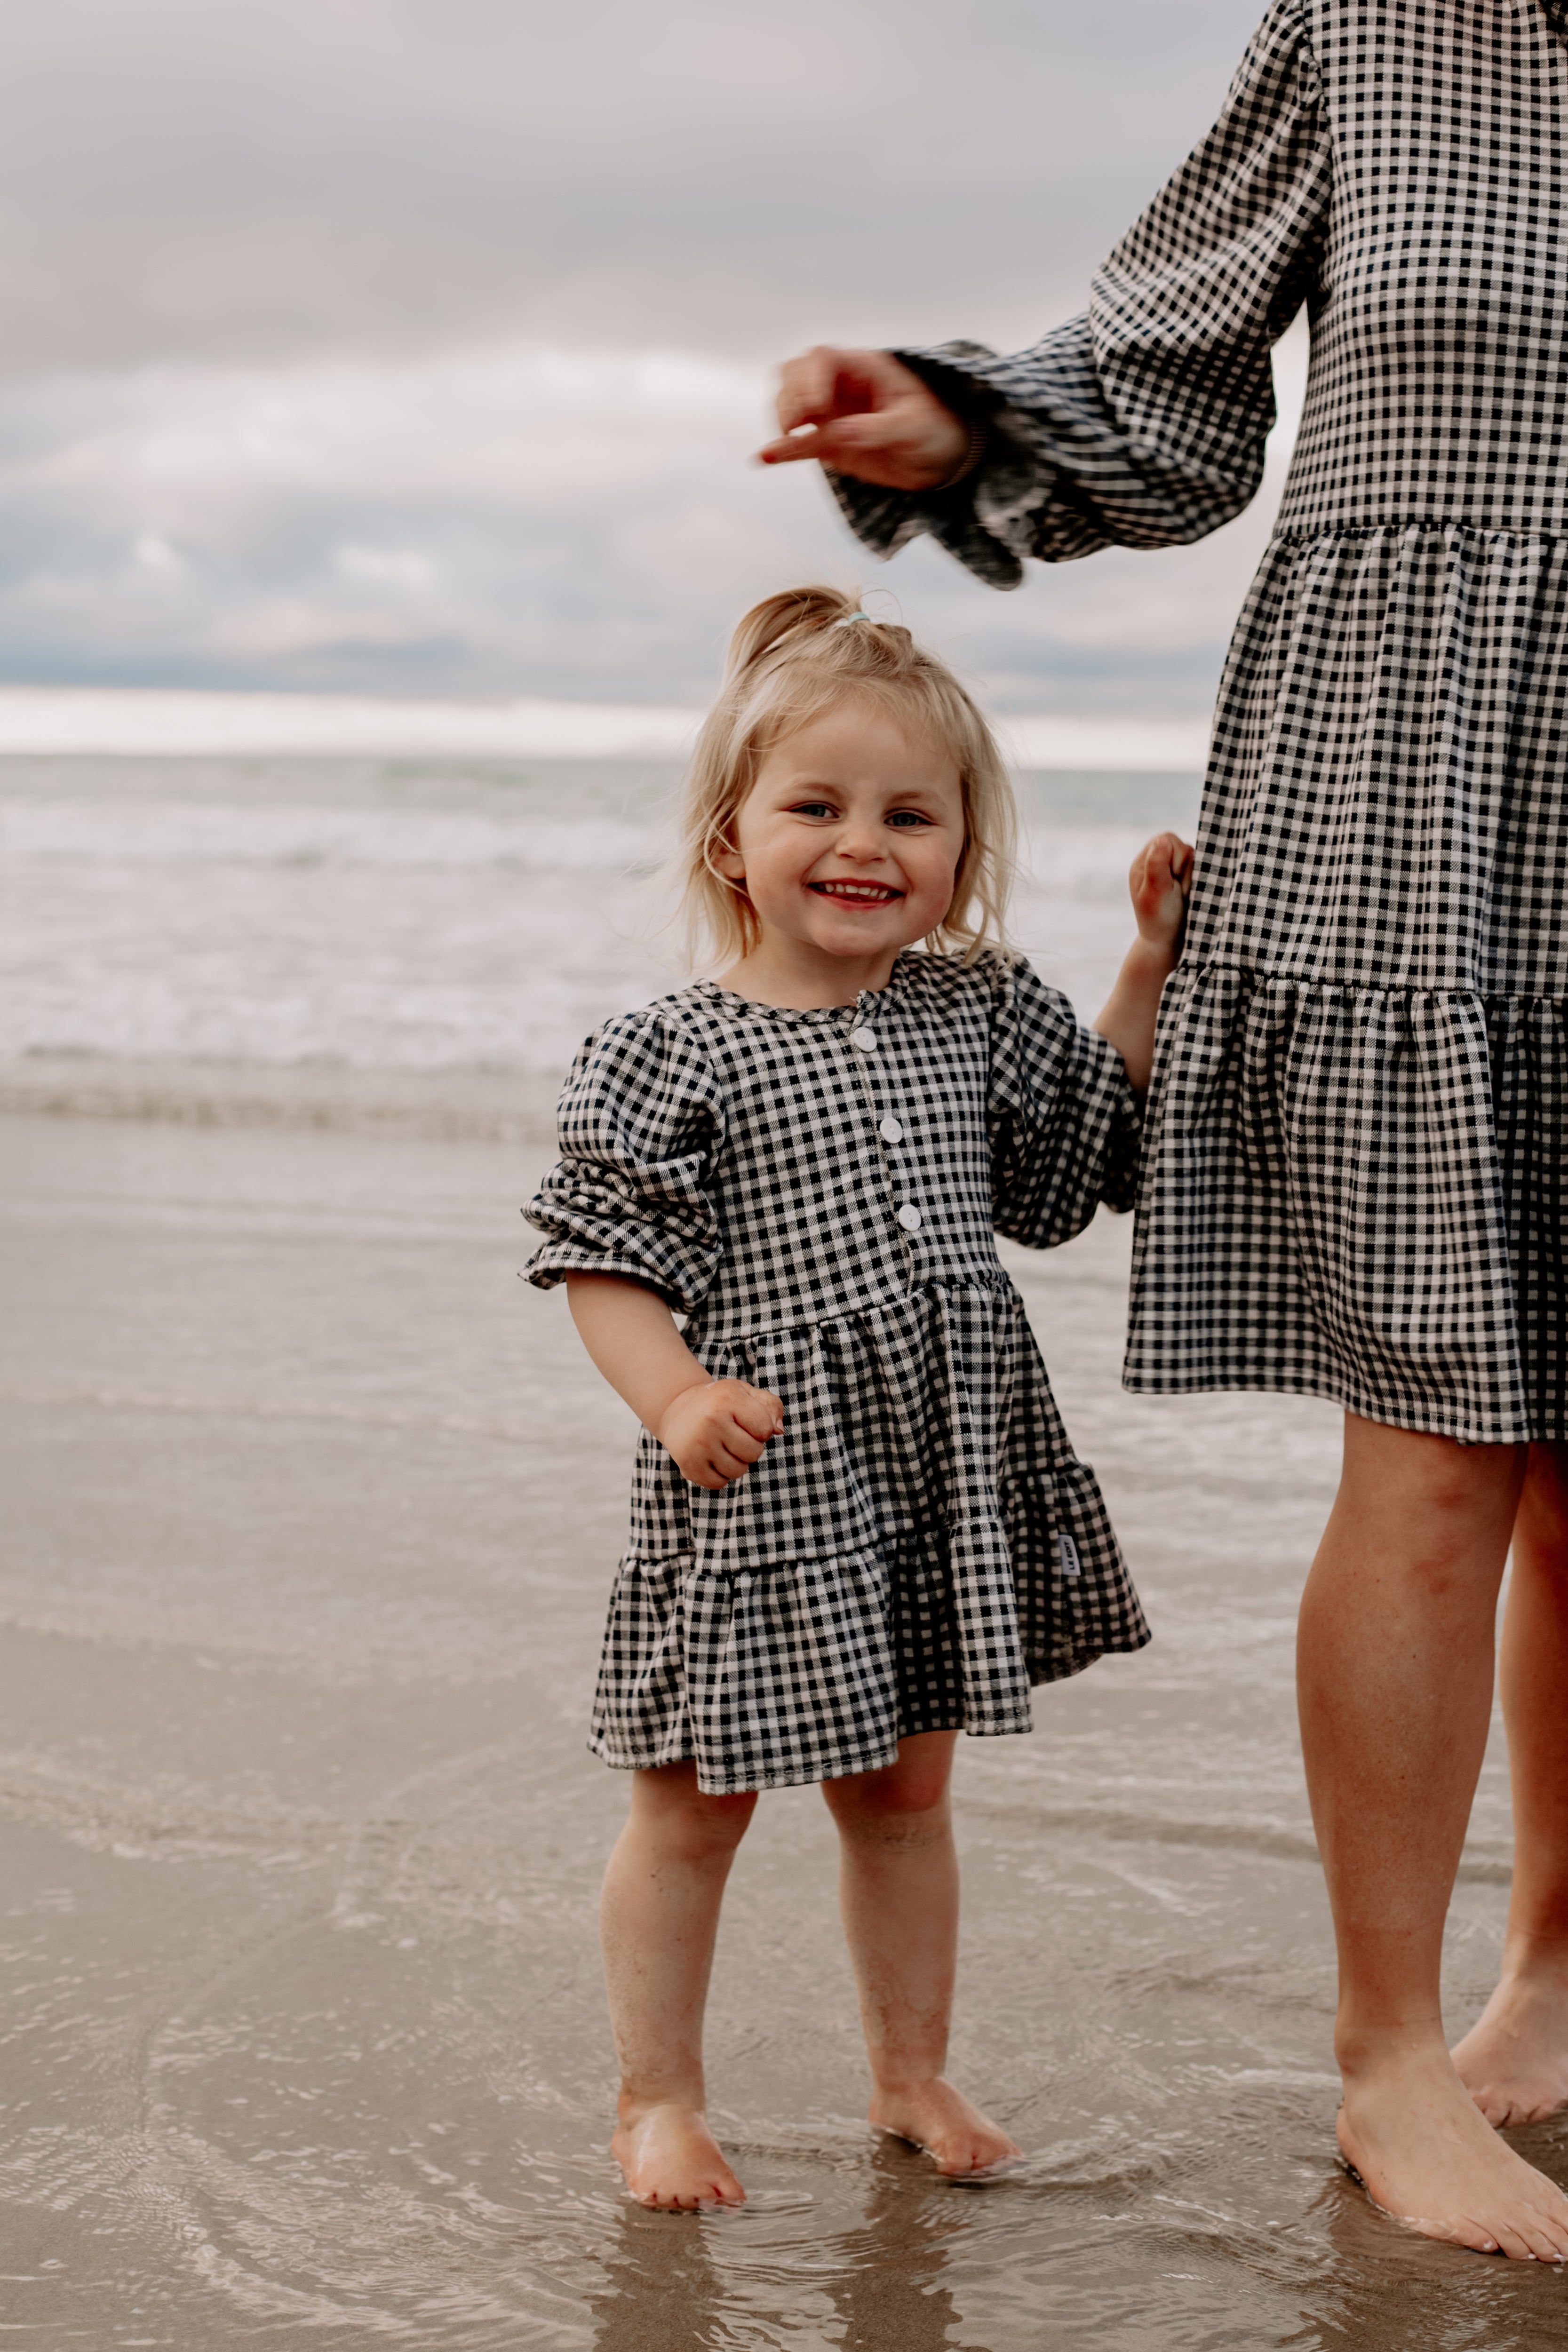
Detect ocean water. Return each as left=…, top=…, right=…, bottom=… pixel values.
left=3, top=753, right=1566, bottom=2348
left=0, top=753, right=1200, bottom=1110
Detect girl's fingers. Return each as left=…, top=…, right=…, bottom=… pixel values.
left=732, top=1389, right=784, bottom=1440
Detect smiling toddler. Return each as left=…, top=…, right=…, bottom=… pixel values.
left=524, top=584, right=1190, bottom=2208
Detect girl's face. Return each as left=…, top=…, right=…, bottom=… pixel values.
left=716, top=700, right=967, bottom=993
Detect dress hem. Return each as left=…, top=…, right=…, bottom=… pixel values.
left=1121, top=1365, right=1549, bottom=1447
left=587, top=1716, right=1035, bottom=1797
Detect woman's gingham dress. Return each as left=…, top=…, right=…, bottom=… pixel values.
left=837, top=0, right=1568, bottom=1446
left=525, top=950, right=1149, bottom=1795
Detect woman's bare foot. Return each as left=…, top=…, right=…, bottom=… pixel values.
left=1454, top=1971, right=1568, bottom=2126
left=1338, top=2044, right=1568, bottom=2258
left=610, top=2101, right=746, bottom=2209
left=869, top=2078, right=1021, bottom=2176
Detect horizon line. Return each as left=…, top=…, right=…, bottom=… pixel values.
left=0, top=685, right=1210, bottom=772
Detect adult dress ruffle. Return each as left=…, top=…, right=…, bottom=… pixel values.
left=834, top=0, right=1568, bottom=1443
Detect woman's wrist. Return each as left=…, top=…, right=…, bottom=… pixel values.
left=930, top=416, right=988, bottom=492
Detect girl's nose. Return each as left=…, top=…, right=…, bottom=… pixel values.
left=835, top=821, right=887, bottom=862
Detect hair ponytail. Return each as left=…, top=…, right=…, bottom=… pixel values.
left=721, top=585, right=865, bottom=681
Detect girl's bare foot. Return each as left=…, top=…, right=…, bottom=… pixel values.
left=610, top=2101, right=746, bottom=2209
left=869, top=2078, right=1021, bottom=2176
left=1454, top=1971, right=1568, bottom=2125
left=1337, top=2044, right=1568, bottom=2258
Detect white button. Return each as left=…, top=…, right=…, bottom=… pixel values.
left=896, top=1203, right=923, bottom=1234
left=850, top=1025, right=877, bottom=1052
left=879, top=1115, right=904, bottom=1144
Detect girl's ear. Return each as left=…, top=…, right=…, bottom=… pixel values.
left=712, top=833, right=745, bottom=881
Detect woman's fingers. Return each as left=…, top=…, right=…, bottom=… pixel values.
left=758, top=406, right=907, bottom=467
left=774, top=345, right=909, bottom=434
left=775, top=346, right=848, bottom=432
left=761, top=348, right=969, bottom=489
left=757, top=416, right=962, bottom=490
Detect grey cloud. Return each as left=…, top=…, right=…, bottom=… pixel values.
left=0, top=0, right=1268, bottom=372
left=0, top=331, right=1295, bottom=706
left=0, top=0, right=1291, bottom=707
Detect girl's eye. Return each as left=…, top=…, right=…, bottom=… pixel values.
left=886, top=809, right=933, bottom=828
left=789, top=801, right=838, bottom=819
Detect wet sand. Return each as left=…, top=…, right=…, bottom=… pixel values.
left=2, top=1107, right=1566, bottom=2349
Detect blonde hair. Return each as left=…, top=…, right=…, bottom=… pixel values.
left=677, top=584, right=1018, bottom=969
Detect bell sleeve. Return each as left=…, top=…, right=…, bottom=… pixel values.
left=833, top=0, right=1330, bottom=587
left=523, top=1009, right=727, bottom=1314
left=988, top=958, right=1143, bottom=1248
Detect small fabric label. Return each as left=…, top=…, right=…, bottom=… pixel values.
left=1058, top=1531, right=1082, bottom=1580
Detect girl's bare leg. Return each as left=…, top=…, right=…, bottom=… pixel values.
left=1298, top=1414, right=1568, bottom=2258
left=1454, top=1440, right=1568, bottom=2124
left=820, top=1730, right=1021, bottom=2175
left=599, top=1761, right=758, bottom=2207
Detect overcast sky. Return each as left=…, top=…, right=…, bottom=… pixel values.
left=0, top=0, right=1298, bottom=712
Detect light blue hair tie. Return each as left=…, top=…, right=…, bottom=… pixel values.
left=832, top=611, right=874, bottom=628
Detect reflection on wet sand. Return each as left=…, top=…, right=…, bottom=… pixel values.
left=1301, top=2138, right=1568, bottom=2351
left=592, top=2139, right=965, bottom=2352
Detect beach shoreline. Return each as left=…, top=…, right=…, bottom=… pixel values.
left=4, top=1102, right=1555, bottom=2346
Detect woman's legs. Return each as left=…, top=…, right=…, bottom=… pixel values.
left=820, top=1729, right=1021, bottom=2175
left=600, top=1760, right=758, bottom=2206
left=1297, top=1414, right=1568, bottom=2257
left=1453, top=1440, right=1568, bottom=2123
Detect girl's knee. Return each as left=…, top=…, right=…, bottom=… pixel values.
left=630, top=1765, right=758, bottom=1858
left=821, top=1737, right=955, bottom=1836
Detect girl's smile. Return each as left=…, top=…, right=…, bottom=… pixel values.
left=715, top=700, right=967, bottom=1007
left=811, top=878, right=902, bottom=903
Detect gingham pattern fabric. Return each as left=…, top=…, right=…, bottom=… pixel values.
left=525, top=950, right=1150, bottom=1794
left=835, top=0, right=1568, bottom=1444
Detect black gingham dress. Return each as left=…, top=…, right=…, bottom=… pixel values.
left=837, top=0, right=1568, bottom=1446
left=524, top=950, right=1150, bottom=1795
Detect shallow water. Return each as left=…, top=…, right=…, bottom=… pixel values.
left=0, top=754, right=1198, bottom=1103
left=4, top=1110, right=1566, bottom=2348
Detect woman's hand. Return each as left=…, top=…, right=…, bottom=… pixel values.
left=656, top=1380, right=785, bottom=1492
left=1129, top=831, right=1194, bottom=954
left=757, top=347, right=969, bottom=491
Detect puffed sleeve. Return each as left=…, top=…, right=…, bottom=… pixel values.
left=988, top=959, right=1143, bottom=1247
left=834, top=0, right=1329, bottom=586
left=523, top=1009, right=727, bottom=1312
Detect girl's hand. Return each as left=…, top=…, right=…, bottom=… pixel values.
left=656, top=1379, right=785, bottom=1492
left=757, top=348, right=970, bottom=490
left=1129, top=831, right=1194, bottom=954
left=1092, top=833, right=1195, bottom=1093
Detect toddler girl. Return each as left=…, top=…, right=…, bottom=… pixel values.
left=525, top=585, right=1190, bottom=2209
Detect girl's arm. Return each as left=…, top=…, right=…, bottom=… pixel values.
left=1093, top=832, right=1192, bottom=1092
left=565, top=1272, right=783, bottom=1493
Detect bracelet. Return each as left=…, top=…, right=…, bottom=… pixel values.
left=931, top=416, right=989, bottom=493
